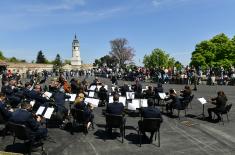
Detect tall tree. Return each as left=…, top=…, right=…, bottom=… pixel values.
left=143, top=48, right=177, bottom=69
left=36, top=50, right=47, bottom=63
left=53, top=54, right=63, bottom=71
left=0, top=51, right=6, bottom=60
left=93, top=55, right=118, bottom=68
left=191, top=33, right=235, bottom=70
left=109, top=38, right=135, bottom=68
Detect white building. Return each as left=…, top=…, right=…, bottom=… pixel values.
left=71, top=34, right=82, bottom=66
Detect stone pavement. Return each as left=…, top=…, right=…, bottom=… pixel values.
left=0, top=77, right=235, bottom=155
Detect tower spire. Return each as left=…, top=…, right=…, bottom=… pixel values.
left=74, top=33, right=77, bottom=40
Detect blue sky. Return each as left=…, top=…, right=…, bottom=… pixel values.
left=0, top=0, right=235, bottom=66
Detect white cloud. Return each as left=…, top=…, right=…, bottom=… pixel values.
left=152, top=0, right=192, bottom=7
left=24, top=0, right=87, bottom=13
left=152, top=0, right=162, bottom=7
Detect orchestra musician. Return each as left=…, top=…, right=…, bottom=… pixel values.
left=9, top=102, right=48, bottom=142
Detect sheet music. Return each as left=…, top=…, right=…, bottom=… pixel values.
left=30, top=100, right=35, bottom=107
left=84, top=98, right=99, bottom=107
left=158, top=93, right=166, bottom=99
left=66, top=94, right=77, bottom=102
left=126, top=92, right=135, bottom=99
left=96, top=85, right=102, bottom=91
left=84, top=98, right=92, bottom=105
left=128, top=103, right=137, bottom=110
left=119, top=96, right=126, bottom=106
left=104, top=85, right=108, bottom=90
left=43, top=92, right=52, bottom=99
left=36, top=106, right=45, bottom=115
left=198, top=97, right=207, bottom=104
left=132, top=99, right=140, bottom=108
left=89, top=85, right=96, bottom=91
left=89, top=91, right=95, bottom=97
left=140, top=99, right=148, bottom=107
left=109, top=96, right=113, bottom=103
left=43, top=107, right=54, bottom=119
left=89, top=98, right=99, bottom=107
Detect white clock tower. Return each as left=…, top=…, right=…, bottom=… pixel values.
left=71, top=34, right=82, bottom=66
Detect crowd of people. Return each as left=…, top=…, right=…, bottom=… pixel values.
left=0, top=68, right=231, bottom=153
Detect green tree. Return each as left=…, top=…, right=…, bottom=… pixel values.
left=53, top=54, right=63, bottom=72
left=36, top=50, right=47, bottom=63
left=0, top=51, right=6, bottom=60
left=191, top=33, right=235, bottom=70
left=93, top=55, right=118, bottom=68
left=109, top=38, right=135, bottom=68
left=143, top=48, right=177, bottom=69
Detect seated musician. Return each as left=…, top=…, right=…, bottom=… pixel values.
left=207, top=91, right=227, bottom=121
left=73, top=93, right=94, bottom=129
left=9, top=102, right=47, bottom=142
left=30, top=84, right=49, bottom=112
left=120, top=83, right=129, bottom=96
left=98, top=84, right=108, bottom=105
left=144, top=85, right=155, bottom=99
left=139, top=99, right=163, bottom=143
left=106, top=93, right=125, bottom=134
left=1, top=79, right=22, bottom=107
left=165, top=89, right=182, bottom=115
left=0, top=92, right=13, bottom=121
left=111, top=86, right=119, bottom=96
left=134, top=79, right=143, bottom=99
left=51, top=83, right=71, bottom=120
left=179, top=85, right=192, bottom=105
left=154, top=83, right=164, bottom=105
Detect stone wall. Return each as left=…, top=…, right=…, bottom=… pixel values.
left=7, top=62, right=93, bottom=74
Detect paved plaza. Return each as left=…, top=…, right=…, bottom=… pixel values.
left=0, top=77, right=235, bottom=155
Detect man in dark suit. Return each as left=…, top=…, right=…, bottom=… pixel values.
left=9, top=102, right=47, bottom=141
left=106, top=94, right=125, bottom=134
left=0, top=93, right=12, bottom=121
left=29, top=84, right=49, bottom=112
left=139, top=99, right=163, bottom=143
left=106, top=94, right=124, bottom=115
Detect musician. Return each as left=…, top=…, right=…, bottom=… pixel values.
left=59, top=75, right=71, bottom=93
left=139, top=99, right=163, bottom=143
left=98, top=84, right=108, bottom=105
left=120, top=83, right=129, bottom=96
left=207, top=91, right=227, bottom=121
left=179, top=85, right=192, bottom=105
left=154, top=83, right=164, bottom=105
left=9, top=102, right=48, bottom=141
left=165, top=89, right=182, bottom=115
left=134, top=79, right=142, bottom=99
left=1, top=79, right=22, bottom=107
left=144, top=85, right=155, bottom=99
left=70, top=78, right=80, bottom=94
left=30, top=84, right=49, bottom=112
left=0, top=92, right=13, bottom=121
left=73, top=93, right=94, bottom=129
left=51, top=86, right=71, bottom=120
left=106, top=93, right=125, bottom=134
left=106, top=93, right=124, bottom=116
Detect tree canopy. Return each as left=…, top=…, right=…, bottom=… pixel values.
left=191, top=33, right=235, bottom=70
left=93, top=55, right=118, bottom=68
left=109, top=38, right=135, bottom=68
left=36, top=50, right=47, bottom=64
left=52, top=54, right=63, bottom=71
left=143, top=48, right=180, bottom=69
